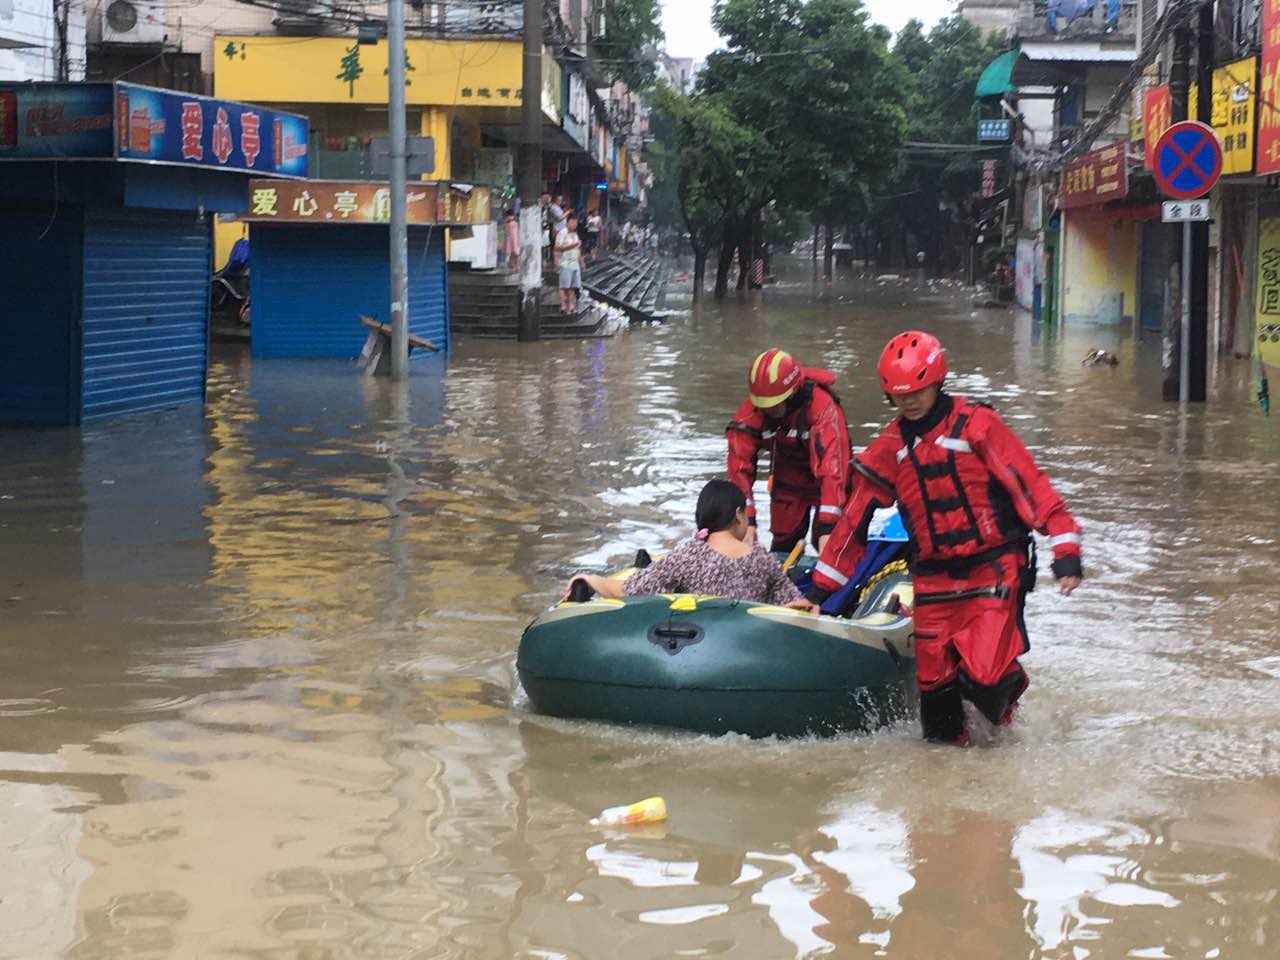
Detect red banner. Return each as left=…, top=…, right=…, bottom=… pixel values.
left=1059, top=143, right=1128, bottom=210
left=1143, top=84, right=1171, bottom=170
left=1259, top=0, right=1280, bottom=174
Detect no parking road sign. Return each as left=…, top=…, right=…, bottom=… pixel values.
left=1153, top=121, right=1223, bottom=200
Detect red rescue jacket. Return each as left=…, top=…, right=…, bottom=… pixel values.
left=811, top=394, right=1082, bottom=594
left=726, top=369, right=852, bottom=538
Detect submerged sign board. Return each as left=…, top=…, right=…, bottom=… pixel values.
left=0, top=82, right=309, bottom=178
left=241, top=180, right=492, bottom=225
left=1256, top=216, right=1280, bottom=369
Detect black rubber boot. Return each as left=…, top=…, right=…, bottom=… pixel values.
left=958, top=666, right=1029, bottom=726
left=919, top=681, right=966, bottom=744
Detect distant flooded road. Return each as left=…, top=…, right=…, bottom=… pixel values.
left=1, top=261, right=1277, bottom=958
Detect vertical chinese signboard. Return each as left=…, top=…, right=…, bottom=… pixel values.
left=1143, top=84, right=1171, bottom=170
left=981, top=159, right=996, bottom=198
left=1059, top=143, right=1128, bottom=210
left=1211, top=57, right=1257, bottom=175
left=1256, top=217, right=1280, bottom=369
left=1259, top=0, right=1280, bottom=174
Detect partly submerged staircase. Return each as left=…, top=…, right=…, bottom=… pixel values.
left=448, top=270, right=613, bottom=340
left=582, top=255, right=671, bottom=321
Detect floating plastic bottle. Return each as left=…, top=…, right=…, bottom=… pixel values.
left=590, top=796, right=667, bottom=827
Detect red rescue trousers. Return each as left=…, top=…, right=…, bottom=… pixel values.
left=911, top=549, right=1032, bottom=741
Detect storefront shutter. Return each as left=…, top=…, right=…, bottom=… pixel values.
left=253, top=224, right=449, bottom=359
left=81, top=209, right=210, bottom=422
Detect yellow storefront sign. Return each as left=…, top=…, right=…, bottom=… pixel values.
left=1211, top=57, right=1257, bottom=175
left=214, top=35, right=558, bottom=112
left=1256, top=217, right=1280, bottom=368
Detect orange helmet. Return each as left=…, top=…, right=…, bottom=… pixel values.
left=748, top=349, right=804, bottom=408
left=878, top=331, right=948, bottom=394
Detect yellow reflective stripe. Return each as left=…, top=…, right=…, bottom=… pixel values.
left=750, top=388, right=793, bottom=408
left=750, top=351, right=769, bottom=382
left=768, top=350, right=790, bottom=382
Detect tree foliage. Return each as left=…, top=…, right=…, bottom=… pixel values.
left=702, top=0, right=907, bottom=219
left=868, top=16, right=1008, bottom=268
left=596, top=0, right=665, bottom=90
left=652, top=3, right=1000, bottom=292
left=652, top=84, right=775, bottom=294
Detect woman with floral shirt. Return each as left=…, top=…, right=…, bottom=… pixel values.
left=566, top=480, right=817, bottom=610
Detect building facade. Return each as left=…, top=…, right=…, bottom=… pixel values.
left=1, top=0, right=86, bottom=81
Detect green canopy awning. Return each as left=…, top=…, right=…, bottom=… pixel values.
left=975, top=49, right=1019, bottom=98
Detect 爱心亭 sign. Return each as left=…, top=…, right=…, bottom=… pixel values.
left=242, top=180, right=493, bottom=225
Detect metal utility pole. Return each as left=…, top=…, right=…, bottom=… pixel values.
left=517, top=0, right=542, bottom=341
left=388, top=0, right=410, bottom=378
left=1189, top=1, right=1214, bottom=402
left=1163, top=25, right=1192, bottom=402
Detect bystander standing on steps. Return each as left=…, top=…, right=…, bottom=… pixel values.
left=555, top=213, right=583, bottom=315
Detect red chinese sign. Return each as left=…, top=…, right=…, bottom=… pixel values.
left=1259, top=0, right=1280, bottom=173
left=180, top=102, right=202, bottom=161
left=241, top=112, right=260, bottom=167
left=1059, top=143, right=1129, bottom=210
left=242, top=181, right=493, bottom=225
left=981, top=159, right=996, bottom=198
left=1143, top=84, right=1171, bottom=170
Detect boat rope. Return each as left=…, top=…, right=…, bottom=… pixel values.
left=858, top=559, right=910, bottom=604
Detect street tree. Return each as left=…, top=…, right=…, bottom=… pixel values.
left=699, top=0, right=908, bottom=289
left=595, top=0, right=666, bottom=90
left=653, top=85, right=773, bottom=301
left=869, top=16, right=1007, bottom=272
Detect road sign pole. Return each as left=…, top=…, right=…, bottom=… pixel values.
left=1154, top=121, right=1223, bottom=405
left=1180, top=219, right=1191, bottom=405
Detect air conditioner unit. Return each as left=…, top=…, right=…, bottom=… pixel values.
left=592, top=8, right=606, bottom=38
left=102, top=0, right=166, bottom=44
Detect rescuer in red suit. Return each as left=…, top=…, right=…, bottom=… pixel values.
left=806, top=332, right=1083, bottom=744
left=727, top=349, right=852, bottom=554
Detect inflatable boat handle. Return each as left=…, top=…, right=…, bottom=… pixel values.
left=648, top=622, right=704, bottom=654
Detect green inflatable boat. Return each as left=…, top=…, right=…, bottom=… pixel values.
left=517, top=565, right=916, bottom=739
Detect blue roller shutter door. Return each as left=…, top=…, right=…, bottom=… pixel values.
left=81, top=209, right=210, bottom=422
left=406, top=226, right=449, bottom=351
left=252, top=224, right=448, bottom=359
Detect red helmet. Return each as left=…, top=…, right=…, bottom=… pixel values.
left=879, top=331, right=948, bottom=394
left=748, top=349, right=804, bottom=408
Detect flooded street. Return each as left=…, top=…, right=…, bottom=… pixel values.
left=2, top=263, right=1278, bottom=959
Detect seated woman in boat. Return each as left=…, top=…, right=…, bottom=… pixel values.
left=566, top=479, right=818, bottom=610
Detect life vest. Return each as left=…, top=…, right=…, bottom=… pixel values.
left=887, top=399, right=1028, bottom=564
left=726, top=368, right=851, bottom=529
left=763, top=378, right=841, bottom=485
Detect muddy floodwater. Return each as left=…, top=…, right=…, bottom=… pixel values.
left=1, top=264, right=1278, bottom=959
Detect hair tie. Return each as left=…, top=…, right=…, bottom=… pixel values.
left=695, top=528, right=710, bottom=541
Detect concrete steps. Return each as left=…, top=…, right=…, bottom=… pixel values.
left=448, top=269, right=608, bottom=339
left=581, top=255, right=670, bottom=322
